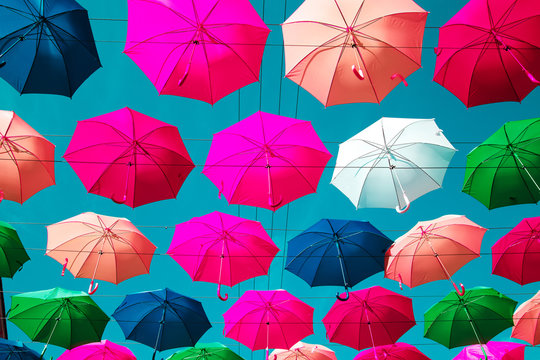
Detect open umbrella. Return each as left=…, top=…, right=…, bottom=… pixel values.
left=203, top=111, right=332, bottom=211
left=46, top=212, right=156, bottom=294
left=57, top=340, right=136, bottom=360
left=282, top=0, right=428, bottom=106
left=511, top=290, right=540, bottom=345
left=434, top=0, right=540, bottom=107
left=0, top=0, right=100, bottom=96
left=0, top=110, right=55, bottom=204
left=0, top=221, right=30, bottom=278
left=285, top=219, right=393, bottom=300
left=166, top=343, right=244, bottom=360
left=125, top=0, right=269, bottom=104
left=453, top=341, right=525, bottom=360
left=270, top=342, right=336, bottom=360
left=167, top=211, right=279, bottom=301
left=353, top=343, right=430, bottom=360
left=331, top=117, right=456, bottom=212
left=0, top=338, right=40, bottom=360
left=64, top=107, right=195, bottom=208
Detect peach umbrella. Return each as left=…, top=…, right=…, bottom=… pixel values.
left=512, top=290, right=540, bottom=345
left=270, top=342, right=336, bottom=360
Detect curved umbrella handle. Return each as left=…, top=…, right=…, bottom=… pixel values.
left=112, top=194, right=127, bottom=204
left=352, top=65, right=364, bottom=80
left=398, top=274, right=403, bottom=290
left=217, top=283, right=228, bottom=301
left=527, top=72, right=540, bottom=85
left=336, top=287, right=350, bottom=301
left=395, top=194, right=410, bottom=214
left=454, top=282, right=466, bottom=296
left=433, top=47, right=442, bottom=55
left=88, top=280, right=99, bottom=295
left=0, top=189, right=4, bottom=203
left=61, top=258, right=68, bottom=276
left=269, top=194, right=283, bottom=209
left=391, top=73, right=408, bottom=87
left=0, top=61, right=5, bottom=68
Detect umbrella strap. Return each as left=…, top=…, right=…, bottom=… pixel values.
left=511, top=151, right=540, bottom=192
left=363, top=309, right=379, bottom=360
left=265, top=153, right=282, bottom=209
left=385, top=154, right=410, bottom=213
left=462, top=305, right=488, bottom=360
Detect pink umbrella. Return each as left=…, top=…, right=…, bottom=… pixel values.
left=203, top=111, right=332, bottom=211
left=64, top=107, right=194, bottom=208
left=512, top=290, right=540, bottom=345
left=353, top=343, right=430, bottom=360
left=57, top=340, right=136, bottom=360
left=125, top=0, right=269, bottom=105
left=223, top=290, right=314, bottom=358
left=453, top=341, right=525, bottom=360
left=270, top=342, right=336, bottom=360
left=167, top=211, right=279, bottom=300
left=323, top=286, right=415, bottom=351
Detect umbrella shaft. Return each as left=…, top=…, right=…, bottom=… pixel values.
left=0, top=24, right=39, bottom=59
left=0, top=279, right=6, bottom=339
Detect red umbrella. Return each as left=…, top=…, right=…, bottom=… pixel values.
left=354, top=343, right=429, bottom=360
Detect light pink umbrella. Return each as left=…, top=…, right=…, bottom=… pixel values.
left=125, top=0, right=270, bottom=105
left=453, top=341, right=525, bottom=360
left=57, top=340, right=136, bottom=360
left=512, top=290, right=540, bottom=345
left=203, top=111, right=332, bottom=211
left=270, top=342, right=336, bottom=360
left=354, top=343, right=430, bottom=360
left=167, top=211, right=279, bottom=301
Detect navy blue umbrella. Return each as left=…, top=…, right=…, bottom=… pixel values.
left=285, top=219, right=393, bottom=301
left=0, top=338, right=40, bottom=359
left=0, top=0, right=100, bottom=96
left=112, top=288, right=212, bottom=360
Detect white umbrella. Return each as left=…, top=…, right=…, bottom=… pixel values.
left=331, top=117, right=456, bottom=213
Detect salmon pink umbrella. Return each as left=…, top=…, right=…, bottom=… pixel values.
left=270, top=342, right=336, bottom=360
left=203, top=111, right=332, bottom=211
left=353, top=343, right=430, bottom=360
left=511, top=290, right=540, bottom=345
left=57, top=340, right=136, bottom=360
left=453, top=341, right=525, bottom=360
left=64, top=107, right=194, bottom=208
left=167, top=211, right=279, bottom=301
left=125, top=0, right=269, bottom=105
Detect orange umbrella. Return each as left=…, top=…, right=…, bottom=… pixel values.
left=270, top=342, right=336, bottom=360
left=46, top=212, right=156, bottom=294
left=512, top=290, right=540, bottom=345
left=0, top=110, right=55, bottom=203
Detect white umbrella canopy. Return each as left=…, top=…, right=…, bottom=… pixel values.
left=331, top=117, right=456, bottom=212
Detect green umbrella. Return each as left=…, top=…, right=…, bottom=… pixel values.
left=0, top=221, right=29, bottom=277
left=166, top=343, right=244, bottom=360
left=462, top=117, right=540, bottom=209
left=8, top=287, right=109, bottom=356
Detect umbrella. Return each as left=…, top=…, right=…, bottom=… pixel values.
left=203, top=111, right=332, bottom=211
left=57, top=340, right=136, bottom=360
left=285, top=219, right=393, bottom=300
left=0, top=110, right=55, bottom=204
left=434, top=0, right=540, bottom=107
left=0, top=338, right=40, bottom=360
left=166, top=343, right=243, bottom=360
left=385, top=215, right=487, bottom=294
left=167, top=211, right=279, bottom=301
left=322, top=286, right=415, bottom=351
left=0, top=221, right=30, bottom=278
left=223, top=290, right=314, bottom=358
left=453, top=341, right=525, bottom=360
left=492, top=216, right=540, bottom=285
left=125, top=0, right=269, bottom=105
left=112, top=288, right=211, bottom=360
left=353, top=343, right=430, bottom=360
left=270, top=342, right=336, bottom=360
left=462, top=117, right=540, bottom=209
left=282, top=0, right=428, bottom=106
left=64, top=107, right=194, bottom=208
left=46, top=212, right=156, bottom=294
left=0, top=0, right=100, bottom=96
left=511, top=290, right=540, bottom=345
left=8, top=287, right=109, bottom=357
left=331, top=117, right=456, bottom=212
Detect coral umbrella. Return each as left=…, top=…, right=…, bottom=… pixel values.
left=385, top=215, right=487, bottom=294
left=57, top=340, right=136, bottom=360
left=125, top=0, right=269, bottom=105
left=322, top=286, right=415, bottom=350
left=0, top=338, right=40, bottom=360
left=511, top=290, right=540, bottom=345
left=166, top=343, right=244, bottom=360
left=353, top=343, right=430, bottom=360
left=203, top=111, right=332, bottom=211
left=434, top=0, right=540, bottom=107
left=64, top=107, right=194, bottom=208
left=46, top=212, right=156, bottom=294
left=453, top=341, right=525, bottom=360
left=282, top=0, right=427, bottom=106
left=270, top=342, right=336, bottom=360
left=0, top=110, right=55, bottom=204
left=167, top=211, right=279, bottom=301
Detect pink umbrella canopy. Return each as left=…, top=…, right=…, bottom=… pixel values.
left=270, top=342, right=337, bottom=360
left=353, top=343, right=430, bottom=360
left=323, top=286, right=415, bottom=350
left=125, top=0, right=270, bottom=104
left=0, top=110, right=55, bottom=203
left=512, top=290, right=540, bottom=345
left=492, top=216, right=540, bottom=285
left=64, top=107, right=194, bottom=208
left=167, top=211, right=279, bottom=300
left=57, top=340, right=136, bottom=360
left=282, top=0, right=427, bottom=106
left=434, top=0, right=540, bottom=107
left=453, top=341, right=525, bottom=360
left=203, top=111, right=332, bottom=211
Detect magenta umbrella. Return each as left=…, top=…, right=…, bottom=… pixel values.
left=453, top=341, right=525, bottom=360
left=203, top=111, right=332, bottom=211
left=125, top=0, right=269, bottom=105
left=167, top=211, right=279, bottom=301
left=57, top=340, right=136, bottom=360
left=354, top=343, right=430, bottom=360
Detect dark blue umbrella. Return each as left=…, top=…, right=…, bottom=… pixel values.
left=0, top=0, right=100, bottom=96
left=112, top=288, right=212, bottom=360
left=0, top=338, right=40, bottom=359
left=285, top=219, right=393, bottom=301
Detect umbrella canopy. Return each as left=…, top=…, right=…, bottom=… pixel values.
left=112, top=288, right=211, bottom=359
left=57, top=340, right=136, bottom=360
left=353, top=343, right=430, bottom=360
left=0, top=110, right=55, bottom=204
left=462, top=117, right=540, bottom=209
left=203, top=111, right=332, bottom=211
left=424, top=287, right=517, bottom=349
left=64, top=107, right=194, bottom=208
left=0, top=0, right=100, bottom=96
left=0, top=338, right=40, bottom=360
left=492, top=216, right=540, bottom=285
left=434, top=0, right=540, bottom=107
left=511, top=290, right=540, bottom=345
left=46, top=212, right=156, bottom=294
left=167, top=211, right=279, bottom=300
left=331, top=117, right=456, bottom=212
left=0, top=221, right=30, bottom=278
left=385, top=215, right=486, bottom=293
left=270, top=342, right=336, bottom=360
left=125, top=0, right=269, bottom=105
left=323, top=286, right=415, bottom=350
left=282, top=0, right=427, bottom=106
left=285, top=219, right=393, bottom=300
left=453, top=341, right=525, bottom=360
left=166, top=343, right=244, bottom=360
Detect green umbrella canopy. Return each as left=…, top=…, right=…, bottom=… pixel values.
left=0, top=221, right=29, bottom=278
left=166, top=343, right=245, bottom=360
left=424, top=286, right=517, bottom=348
left=462, top=118, right=540, bottom=209
left=8, top=287, right=109, bottom=349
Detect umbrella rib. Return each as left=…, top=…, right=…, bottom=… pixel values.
left=226, top=151, right=267, bottom=204
left=0, top=5, right=35, bottom=22
left=270, top=152, right=320, bottom=192
left=41, top=24, right=74, bottom=96
left=493, top=37, right=521, bottom=102
left=47, top=15, right=100, bottom=61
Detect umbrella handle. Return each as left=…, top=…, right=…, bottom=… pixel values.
left=217, top=283, right=228, bottom=301
left=395, top=194, right=410, bottom=213
left=398, top=274, right=403, bottom=290
left=336, top=287, right=350, bottom=301
left=61, top=258, right=68, bottom=276
left=453, top=282, right=466, bottom=296
left=0, top=61, right=5, bottom=68
left=88, top=280, right=99, bottom=295
left=112, top=194, right=127, bottom=204
left=269, top=194, right=283, bottom=209
left=0, top=189, right=3, bottom=203
left=433, top=47, right=442, bottom=56
left=391, top=73, right=408, bottom=87
left=527, top=72, right=540, bottom=85
left=352, top=65, right=364, bottom=80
